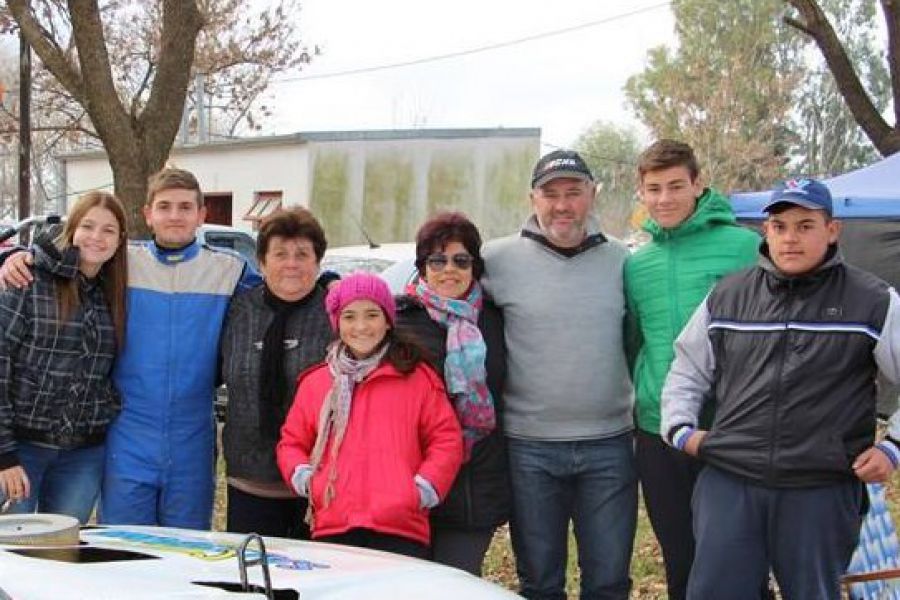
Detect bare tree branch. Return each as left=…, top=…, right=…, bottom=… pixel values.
left=6, top=0, right=85, bottom=100
left=0, top=125, right=91, bottom=134
left=882, top=0, right=900, bottom=125
left=227, top=100, right=254, bottom=137
left=4, top=0, right=307, bottom=229
left=139, top=0, right=203, bottom=161
left=130, top=51, right=156, bottom=119
left=783, top=15, right=814, bottom=36
left=66, top=0, right=130, bottom=148
left=785, top=0, right=899, bottom=155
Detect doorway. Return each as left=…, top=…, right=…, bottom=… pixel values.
left=204, top=193, right=233, bottom=226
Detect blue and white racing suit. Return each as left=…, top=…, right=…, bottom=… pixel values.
left=100, top=239, right=259, bottom=529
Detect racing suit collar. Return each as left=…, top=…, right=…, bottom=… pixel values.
left=149, top=237, right=201, bottom=264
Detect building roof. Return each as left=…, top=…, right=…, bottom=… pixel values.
left=57, top=127, right=542, bottom=162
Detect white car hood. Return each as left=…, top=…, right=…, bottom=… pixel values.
left=0, top=525, right=520, bottom=599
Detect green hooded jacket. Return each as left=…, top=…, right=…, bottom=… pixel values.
left=624, top=187, right=760, bottom=434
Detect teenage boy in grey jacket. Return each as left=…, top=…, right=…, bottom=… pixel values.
left=661, top=178, right=900, bottom=599
left=482, top=150, right=636, bottom=600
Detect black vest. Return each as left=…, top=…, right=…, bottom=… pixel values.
left=700, top=251, right=890, bottom=487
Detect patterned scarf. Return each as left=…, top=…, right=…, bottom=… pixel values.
left=407, top=277, right=496, bottom=459
left=308, top=340, right=388, bottom=516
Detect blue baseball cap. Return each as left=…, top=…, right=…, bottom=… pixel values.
left=763, top=178, right=833, bottom=217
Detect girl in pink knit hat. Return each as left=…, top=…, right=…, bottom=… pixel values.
left=277, top=272, right=463, bottom=557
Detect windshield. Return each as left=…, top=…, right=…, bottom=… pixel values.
left=320, top=256, right=395, bottom=275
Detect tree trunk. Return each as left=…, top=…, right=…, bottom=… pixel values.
left=108, top=150, right=155, bottom=239
left=7, top=0, right=203, bottom=237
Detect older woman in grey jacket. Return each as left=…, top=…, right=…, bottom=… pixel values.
left=220, top=207, right=332, bottom=538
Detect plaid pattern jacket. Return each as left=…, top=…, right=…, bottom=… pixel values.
left=0, top=242, right=120, bottom=469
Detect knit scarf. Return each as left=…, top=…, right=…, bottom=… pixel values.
left=308, top=340, right=388, bottom=515
left=407, top=277, right=496, bottom=460
left=259, top=285, right=315, bottom=440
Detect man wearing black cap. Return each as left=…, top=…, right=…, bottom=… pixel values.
left=482, top=150, right=636, bottom=599
left=661, top=178, right=900, bottom=599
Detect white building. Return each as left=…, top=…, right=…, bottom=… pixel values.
left=58, top=128, right=540, bottom=246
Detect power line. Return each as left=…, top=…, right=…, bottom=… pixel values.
left=274, top=2, right=671, bottom=84
left=541, top=140, right=637, bottom=167
left=47, top=181, right=114, bottom=204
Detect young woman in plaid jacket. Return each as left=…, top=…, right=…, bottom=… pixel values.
left=0, top=191, right=128, bottom=523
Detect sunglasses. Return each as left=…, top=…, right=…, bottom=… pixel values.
left=425, top=252, right=474, bottom=271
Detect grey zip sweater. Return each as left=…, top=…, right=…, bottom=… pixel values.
left=481, top=216, right=634, bottom=441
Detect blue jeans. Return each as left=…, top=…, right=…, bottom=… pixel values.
left=2, top=442, right=105, bottom=523
left=507, top=434, right=637, bottom=600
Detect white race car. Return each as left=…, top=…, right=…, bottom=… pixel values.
left=0, top=516, right=520, bottom=599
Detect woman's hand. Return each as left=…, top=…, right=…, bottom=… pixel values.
left=0, top=466, right=30, bottom=505
left=290, top=465, right=313, bottom=497
left=0, top=251, right=34, bottom=290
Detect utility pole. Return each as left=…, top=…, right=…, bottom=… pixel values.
left=18, top=33, right=31, bottom=244
left=196, top=72, right=207, bottom=143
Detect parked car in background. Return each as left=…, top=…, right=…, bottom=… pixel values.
left=379, top=257, right=417, bottom=293
left=0, top=215, right=64, bottom=247
left=0, top=220, right=15, bottom=249
left=321, top=243, right=414, bottom=276
left=198, top=224, right=258, bottom=270
left=1, top=218, right=258, bottom=269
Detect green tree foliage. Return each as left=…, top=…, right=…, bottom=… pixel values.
left=625, top=0, right=802, bottom=192
left=573, top=121, right=641, bottom=237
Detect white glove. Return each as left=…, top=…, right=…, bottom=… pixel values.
left=291, top=465, right=313, bottom=497
left=414, top=474, right=439, bottom=509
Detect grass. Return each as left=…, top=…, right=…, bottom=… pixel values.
left=479, top=502, right=668, bottom=599
left=214, top=450, right=900, bottom=600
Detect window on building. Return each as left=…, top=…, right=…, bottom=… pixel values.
left=244, top=191, right=283, bottom=230
left=204, top=193, right=233, bottom=226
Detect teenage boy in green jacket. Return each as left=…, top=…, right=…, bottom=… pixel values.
left=624, top=140, right=759, bottom=600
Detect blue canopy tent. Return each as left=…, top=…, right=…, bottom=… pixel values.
left=730, top=153, right=900, bottom=416
left=730, top=152, right=900, bottom=219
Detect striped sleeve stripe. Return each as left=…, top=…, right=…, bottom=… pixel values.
left=672, top=426, right=695, bottom=451
left=709, top=321, right=785, bottom=332
left=788, top=322, right=880, bottom=339
left=876, top=441, right=900, bottom=469
left=709, top=320, right=880, bottom=340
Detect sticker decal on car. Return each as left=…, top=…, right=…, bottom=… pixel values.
left=91, top=529, right=331, bottom=570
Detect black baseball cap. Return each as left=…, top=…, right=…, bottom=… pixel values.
left=531, top=150, right=594, bottom=189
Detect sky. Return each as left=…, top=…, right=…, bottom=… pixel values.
left=264, top=0, right=675, bottom=149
